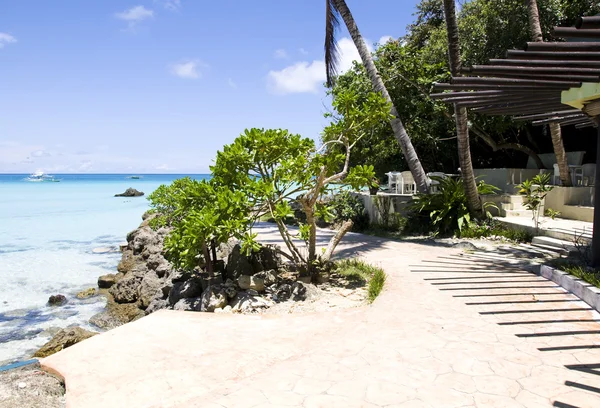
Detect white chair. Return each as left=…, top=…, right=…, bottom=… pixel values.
left=427, top=172, right=446, bottom=193
left=553, top=163, right=561, bottom=185
left=400, top=171, right=416, bottom=195
left=386, top=171, right=402, bottom=193
left=571, top=166, right=584, bottom=186
left=582, top=163, right=596, bottom=186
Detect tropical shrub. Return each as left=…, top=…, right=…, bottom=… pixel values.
left=518, top=173, right=554, bottom=231
left=459, top=219, right=533, bottom=243
left=328, top=191, right=369, bottom=232
left=409, top=176, right=498, bottom=235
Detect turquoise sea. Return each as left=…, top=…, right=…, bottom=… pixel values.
left=0, top=173, right=208, bottom=364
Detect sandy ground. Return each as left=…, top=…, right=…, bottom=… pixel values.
left=0, top=363, right=65, bottom=408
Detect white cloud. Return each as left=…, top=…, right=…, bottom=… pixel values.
left=115, top=5, right=154, bottom=29
left=378, top=35, right=393, bottom=46
left=78, top=160, right=93, bottom=172
left=228, top=78, right=237, bottom=89
left=31, top=150, right=51, bottom=158
left=299, top=48, right=308, bottom=55
left=274, top=49, right=288, bottom=59
left=155, top=164, right=171, bottom=170
left=169, top=59, right=205, bottom=79
left=154, top=0, right=181, bottom=11
left=0, top=33, right=17, bottom=49
left=267, top=37, right=372, bottom=95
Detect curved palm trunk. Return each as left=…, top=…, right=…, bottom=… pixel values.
left=549, top=122, right=572, bottom=186
left=525, top=0, right=570, bottom=185
left=332, top=0, right=429, bottom=193
left=442, top=0, right=482, bottom=214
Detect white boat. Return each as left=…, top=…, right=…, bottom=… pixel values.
left=25, top=171, right=59, bottom=182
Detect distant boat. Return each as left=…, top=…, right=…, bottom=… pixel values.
left=25, top=171, right=59, bottom=182
left=128, top=175, right=142, bottom=179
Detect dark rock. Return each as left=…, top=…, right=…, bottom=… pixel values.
left=229, top=292, right=272, bottom=313
left=226, top=244, right=253, bottom=280
left=173, top=297, right=203, bottom=311
left=76, top=288, right=97, bottom=299
left=200, top=286, right=228, bottom=312
left=291, top=282, right=307, bottom=301
left=170, top=269, right=194, bottom=283
left=98, top=273, right=121, bottom=289
left=168, top=277, right=203, bottom=305
left=224, top=286, right=237, bottom=299
left=114, top=188, right=144, bottom=197
left=138, top=272, right=163, bottom=308
left=254, top=270, right=278, bottom=287
left=249, top=245, right=282, bottom=273
left=33, top=327, right=98, bottom=358
left=47, top=295, right=67, bottom=307
left=145, top=298, right=168, bottom=315
left=274, top=284, right=292, bottom=302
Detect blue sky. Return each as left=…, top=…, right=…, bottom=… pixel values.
left=0, top=0, right=421, bottom=173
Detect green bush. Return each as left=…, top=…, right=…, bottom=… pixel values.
left=409, top=176, right=498, bottom=236
left=459, top=220, right=533, bottom=243
left=328, top=191, right=370, bottom=232
left=548, top=259, right=600, bottom=289
left=335, top=258, right=387, bottom=303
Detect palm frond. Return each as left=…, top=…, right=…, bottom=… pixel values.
left=325, top=0, right=340, bottom=87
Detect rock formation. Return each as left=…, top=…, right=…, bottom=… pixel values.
left=114, top=188, right=144, bottom=197
left=89, top=212, right=311, bottom=331
left=33, top=327, right=98, bottom=358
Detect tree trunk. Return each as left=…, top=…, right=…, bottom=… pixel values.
left=323, top=220, right=353, bottom=261
left=525, top=0, right=571, bottom=184
left=333, top=0, right=430, bottom=193
left=442, top=0, right=482, bottom=214
left=526, top=0, right=543, bottom=42
left=549, top=122, right=572, bottom=186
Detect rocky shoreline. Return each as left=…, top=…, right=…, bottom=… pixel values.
left=32, top=213, right=368, bottom=357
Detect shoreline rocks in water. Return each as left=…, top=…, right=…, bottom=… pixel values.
left=47, top=295, right=67, bottom=307
left=33, top=327, right=98, bottom=358
left=114, top=188, right=144, bottom=197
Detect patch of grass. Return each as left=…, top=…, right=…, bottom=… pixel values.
left=547, top=259, right=600, bottom=289
left=459, top=220, right=533, bottom=243
left=335, top=258, right=386, bottom=302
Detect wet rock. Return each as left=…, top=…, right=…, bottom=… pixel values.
left=226, top=244, right=253, bottom=280
left=168, top=277, right=203, bottom=305
left=76, top=288, right=97, bottom=299
left=114, top=188, right=144, bottom=197
left=200, top=286, right=228, bottom=312
left=237, top=275, right=265, bottom=292
left=47, top=295, right=67, bottom=307
left=98, top=273, right=121, bottom=289
left=33, top=327, right=98, bottom=358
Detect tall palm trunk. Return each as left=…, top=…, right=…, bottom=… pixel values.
left=442, top=0, right=482, bottom=214
left=526, top=0, right=571, bottom=185
left=326, top=0, right=429, bottom=193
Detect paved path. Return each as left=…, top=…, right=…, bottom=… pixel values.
left=42, top=225, right=600, bottom=407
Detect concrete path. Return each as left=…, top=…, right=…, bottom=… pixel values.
left=42, top=225, right=600, bottom=407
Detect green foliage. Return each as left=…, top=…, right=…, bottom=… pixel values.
left=548, top=259, right=600, bottom=289
left=459, top=219, right=533, bottom=243
left=335, top=258, right=387, bottom=303
left=148, top=178, right=252, bottom=270
left=328, top=191, right=369, bottom=232
left=544, top=208, right=561, bottom=220
left=409, top=177, right=498, bottom=235
left=518, top=173, right=554, bottom=230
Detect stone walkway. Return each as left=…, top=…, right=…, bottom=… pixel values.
left=42, top=225, right=600, bottom=407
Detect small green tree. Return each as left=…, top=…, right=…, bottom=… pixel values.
left=148, top=177, right=253, bottom=279
left=518, top=173, right=554, bottom=231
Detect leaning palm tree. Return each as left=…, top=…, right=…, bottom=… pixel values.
left=325, top=0, right=430, bottom=193
left=526, top=0, right=571, bottom=185
left=442, top=0, right=482, bottom=215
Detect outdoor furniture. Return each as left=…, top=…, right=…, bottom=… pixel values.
left=427, top=172, right=446, bottom=193
left=385, top=171, right=402, bottom=193
left=582, top=163, right=596, bottom=186
left=553, top=163, right=584, bottom=186
left=400, top=171, right=416, bottom=194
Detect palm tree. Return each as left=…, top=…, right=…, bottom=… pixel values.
left=442, top=0, right=482, bottom=215
left=526, top=0, right=572, bottom=185
left=325, top=0, right=430, bottom=193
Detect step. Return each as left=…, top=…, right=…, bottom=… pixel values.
left=501, top=209, right=529, bottom=217
left=531, top=236, right=576, bottom=254
left=503, top=195, right=525, bottom=205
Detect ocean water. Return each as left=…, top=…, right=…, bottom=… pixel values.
left=0, top=173, right=208, bottom=364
